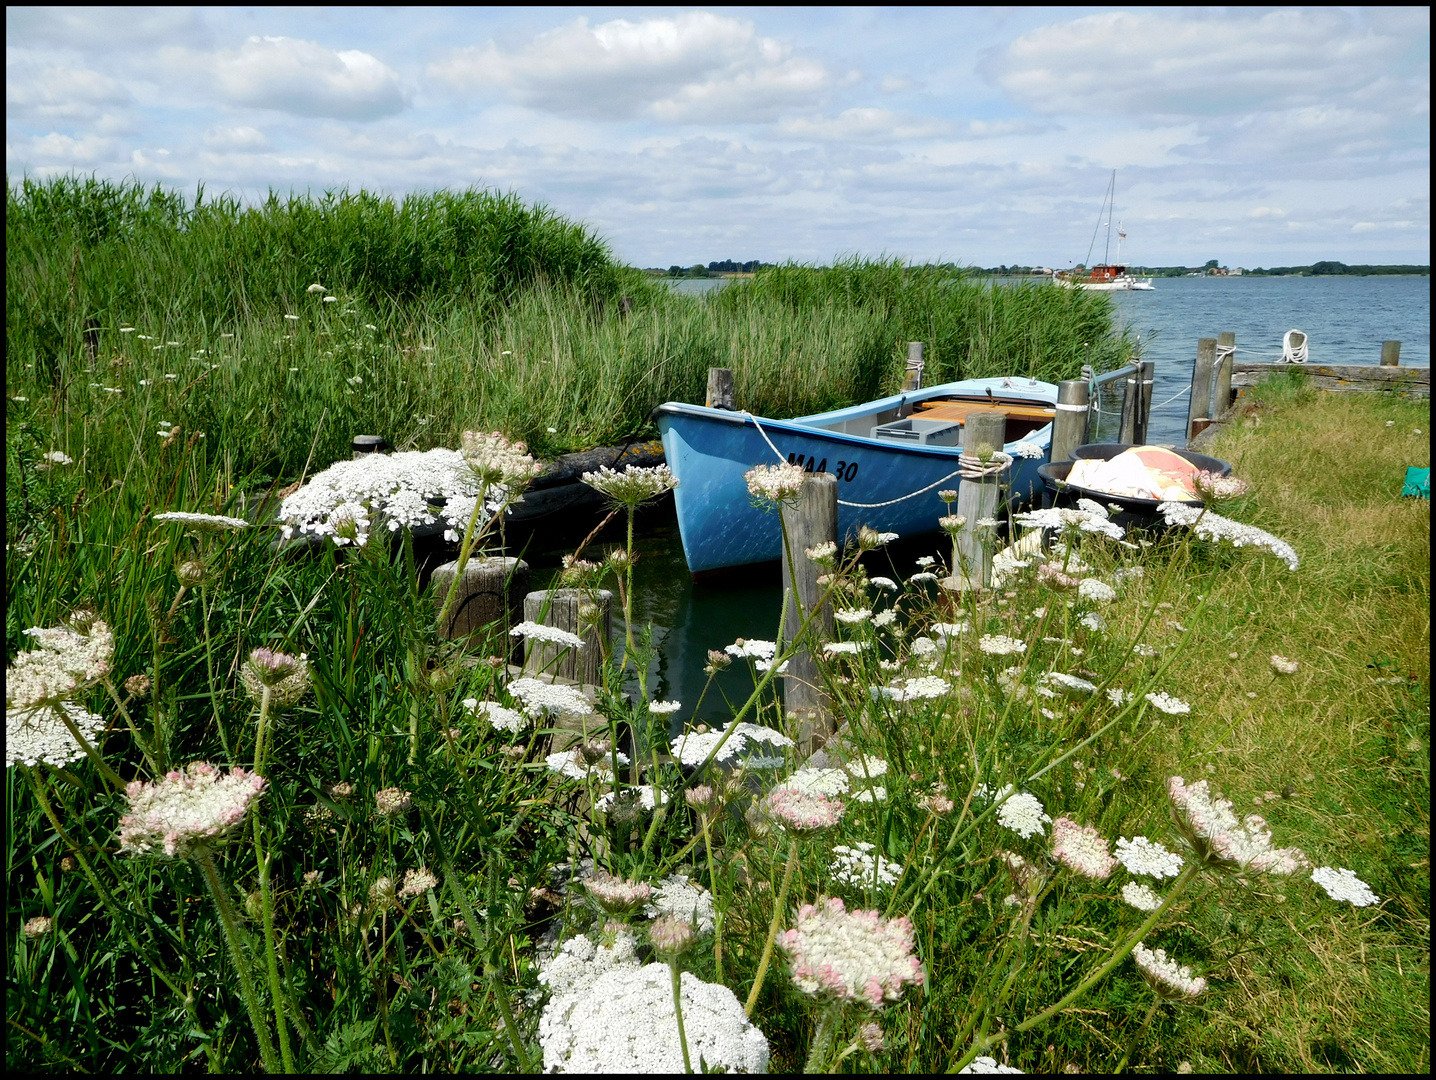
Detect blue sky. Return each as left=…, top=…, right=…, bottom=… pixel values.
left=6, top=6, right=1430, bottom=268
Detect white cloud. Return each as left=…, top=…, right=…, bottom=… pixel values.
left=429, top=12, right=833, bottom=122
left=6, top=64, right=131, bottom=122
left=203, top=125, right=269, bottom=150
left=191, top=36, right=407, bottom=120
left=781, top=107, right=954, bottom=143
left=4, top=7, right=210, bottom=50
left=987, top=9, right=1413, bottom=119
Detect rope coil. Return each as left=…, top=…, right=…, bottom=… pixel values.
left=1278, top=330, right=1309, bottom=364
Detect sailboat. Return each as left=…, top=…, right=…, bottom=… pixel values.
left=1055, top=172, right=1154, bottom=292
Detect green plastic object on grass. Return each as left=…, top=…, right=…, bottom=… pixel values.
left=1401, top=467, right=1429, bottom=499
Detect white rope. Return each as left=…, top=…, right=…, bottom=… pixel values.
left=742, top=410, right=1011, bottom=509
left=1149, top=384, right=1190, bottom=410
left=1278, top=330, right=1308, bottom=364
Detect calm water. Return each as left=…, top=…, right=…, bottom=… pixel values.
left=574, top=275, right=1430, bottom=717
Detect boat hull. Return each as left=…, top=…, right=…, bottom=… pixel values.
left=656, top=378, right=1056, bottom=573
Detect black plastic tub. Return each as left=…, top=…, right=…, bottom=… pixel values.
left=1038, top=444, right=1233, bottom=516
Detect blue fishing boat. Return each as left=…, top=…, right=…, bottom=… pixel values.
left=655, top=377, right=1059, bottom=574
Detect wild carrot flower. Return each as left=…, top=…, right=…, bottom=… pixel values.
left=1310, top=867, right=1379, bottom=907
left=596, top=786, right=668, bottom=817
left=744, top=462, right=806, bottom=503
left=1078, top=578, right=1116, bottom=604
left=780, top=897, right=924, bottom=1007
left=1037, top=563, right=1082, bottom=590
left=997, top=793, right=1052, bottom=839
left=7, top=617, right=114, bottom=711
left=1050, top=817, right=1117, bottom=879
left=1270, top=655, right=1300, bottom=675
left=7, top=701, right=106, bottom=768
left=462, top=698, right=530, bottom=732
left=775, top=767, right=850, bottom=797
left=1046, top=672, right=1097, bottom=696
left=586, top=872, right=652, bottom=916
left=1192, top=471, right=1250, bottom=502
left=725, top=638, right=777, bottom=661
left=117, top=762, right=266, bottom=859
left=545, top=747, right=628, bottom=780
left=509, top=621, right=585, bottom=649
left=1132, top=943, right=1207, bottom=999
left=857, top=527, right=898, bottom=549
left=830, top=842, right=903, bottom=890
left=460, top=430, right=542, bottom=488
left=648, top=915, right=696, bottom=955
left=240, top=648, right=310, bottom=709
left=824, top=641, right=867, bottom=655
left=834, top=608, right=872, bottom=624
left=1121, top=882, right=1164, bottom=911
left=978, top=634, right=1026, bottom=656
left=374, top=787, right=413, bottom=817
left=648, top=700, right=682, bottom=715
left=1114, top=836, right=1184, bottom=879
left=704, top=649, right=732, bottom=673
left=763, top=787, right=845, bottom=831
left=918, top=782, right=955, bottom=814
left=508, top=677, right=592, bottom=717
left=1144, top=691, right=1190, bottom=715
left=581, top=464, right=678, bottom=506
left=1166, top=777, right=1309, bottom=875
left=399, top=867, right=439, bottom=900
left=939, top=514, right=966, bottom=534
left=370, top=876, right=397, bottom=909
left=806, top=541, right=837, bottom=563
left=1158, top=502, right=1299, bottom=570
left=858, top=1020, right=886, bottom=1052
left=644, top=874, right=716, bottom=933
left=23, top=915, right=54, bottom=938
left=153, top=511, right=249, bottom=532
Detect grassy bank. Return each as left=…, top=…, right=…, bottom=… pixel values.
left=6, top=350, right=1426, bottom=1072
left=8, top=178, right=1128, bottom=489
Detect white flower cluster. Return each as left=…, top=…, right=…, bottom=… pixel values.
left=1115, top=836, right=1184, bottom=879
left=745, top=462, right=807, bottom=503
left=508, top=677, right=593, bottom=717
left=1045, top=672, right=1097, bottom=696
left=1132, top=943, right=1207, bottom=999
left=152, top=511, right=249, bottom=531
left=541, top=959, right=768, bottom=1074
left=459, top=430, right=543, bottom=487
left=580, top=464, right=678, bottom=506
left=1158, top=502, right=1299, bottom=570
left=669, top=721, right=793, bottom=767
left=781, top=897, right=924, bottom=1007
left=116, top=762, right=267, bottom=859
left=831, top=842, right=904, bottom=890
left=823, top=641, right=868, bottom=655
left=724, top=638, right=777, bottom=661
left=868, top=576, right=898, bottom=591
left=7, top=620, right=115, bottom=711
left=7, top=701, right=106, bottom=768
left=1008, top=440, right=1046, bottom=459
left=1013, top=506, right=1125, bottom=540
left=1144, top=692, right=1190, bottom=715
left=1077, top=578, right=1116, bottom=604
left=777, top=767, right=850, bottom=798
left=545, top=747, right=629, bottom=780
left=648, top=699, right=682, bottom=716
left=509, top=621, right=585, bottom=649
left=931, top=621, right=970, bottom=637
left=278, top=448, right=504, bottom=546
left=595, top=785, right=668, bottom=812
left=1121, top=882, right=1164, bottom=911
left=978, top=634, right=1026, bottom=656
left=1167, top=777, right=1309, bottom=875
left=996, top=792, right=1052, bottom=839
left=461, top=698, right=530, bottom=733
left=1078, top=611, right=1106, bottom=633
left=871, top=675, right=952, bottom=703
left=1310, top=866, right=1379, bottom=907
left=959, top=1056, right=1025, bottom=1073
left=644, top=873, right=717, bottom=933
left=833, top=608, right=872, bottom=625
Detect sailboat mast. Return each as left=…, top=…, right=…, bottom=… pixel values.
left=1102, top=170, right=1115, bottom=266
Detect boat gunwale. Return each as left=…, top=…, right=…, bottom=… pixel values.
left=654, top=378, right=1058, bottom=459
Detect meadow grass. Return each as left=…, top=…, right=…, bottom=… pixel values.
left=8, top=177, right=1129, bottom=486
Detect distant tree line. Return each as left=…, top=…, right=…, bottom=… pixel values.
left=1240, top=261, right=1429, bottom=276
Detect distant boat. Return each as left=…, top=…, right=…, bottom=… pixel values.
left=655, top=377, right=1057, bottom=574
left=1055, top=171, right=1154, bottom=292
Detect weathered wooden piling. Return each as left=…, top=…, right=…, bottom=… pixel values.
left=432, top=557, right=530, bottom=655
left=779, top=471, right=837, bottom=753
left=1381, top=340, right=1402, bottom=367
left=1118, top=366, right=1139, bottom=445
left=901, top=341, right=925, bottom=393
left=706, top=367, right=735, bottom=411
left=1213, top=332, right=1236, bottom=419
left=1136, top=359, right=1156, bottom=443
left=1051, top=380, right=1090, bottom=463
left=951, top=408, right=1008, bottom=593
left=1187, top=338, right=1218, bottom=440
left=522, top=588, right=613, bottom=686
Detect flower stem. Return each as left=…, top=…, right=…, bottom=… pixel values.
left=670, top=959, right=694, bottom=1073
left=1113, top=995, right=1161, bottom=1074
left=253, top=685, right=272, bottom=773
left=200, top=849, right=281, bottom=1075
left=700, top=813, right=724, bottom=982
left=253, top=816, right=296, bottom=1071
left=745, top=836, right=798, bottom=1017
left=803, top=1001, right=843, bottom=1073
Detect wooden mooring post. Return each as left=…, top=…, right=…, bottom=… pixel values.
left=1187, top=337, right=1218, bottom=440
left=780, top=472, right=837, bottom=754
left=1213, top=332, right=1236, bottom=419
left=1051, top=379, right=1090, bottom=463
left=521, top=588, right=613, bottom=687
left=706, top=367, right=735, bottom=411
left=1381, top=340, right=1402, bottom=367
left=950, top=409, right=1007, bottom=593
left=432, top=557, right=531, bottom=657
left=901, top=341, right=925, bottom=392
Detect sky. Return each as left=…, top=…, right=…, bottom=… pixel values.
left=6, top=6, right=1430, bottom=269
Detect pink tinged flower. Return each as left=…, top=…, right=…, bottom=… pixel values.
left=762, top=786, right=845, bottom=831
left=649, top=914, right=697, bottom=954
left=586, top=872, right=652, bottom=916
left=1270, top=655, right=1300, bottom=675
left=744, top=462, right=807, bottom=503
left=374, top=786, right=413, bottom=816
left=116, top=761, right=266, bottom=859
left=1166, top=776, right=1309, bottom=875
left=1037, top=563, right=1082, bottom=591
left=780, top=896, right=924, bottom=1007
left=1132, top=943, right=1207, bottom=1000
left=1050, top=817, right=1117, bottom=879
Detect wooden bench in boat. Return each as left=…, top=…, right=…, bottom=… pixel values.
left=910, top=398, right=1057, bottom=441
